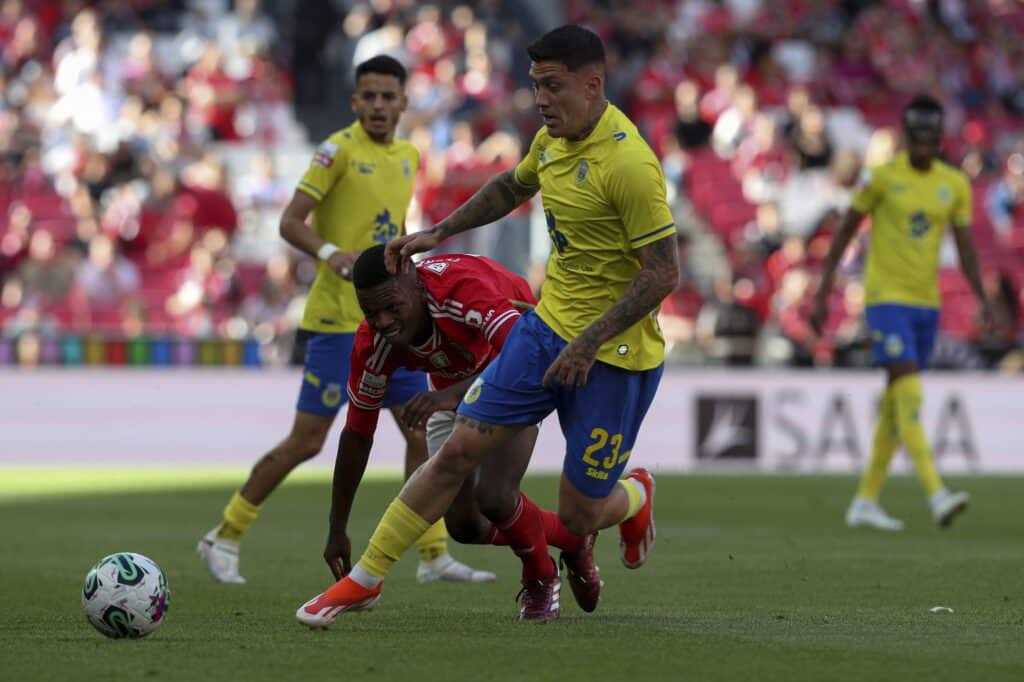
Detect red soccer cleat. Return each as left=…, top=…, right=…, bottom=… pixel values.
left=295, top=577, right=382, bottom=629
left=516, top=575, right=561, bottom=623
left=618, top=468, right=656, bottom=569
left=559, top=532, right=601, bottom=613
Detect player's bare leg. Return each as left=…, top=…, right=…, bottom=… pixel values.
left=199, top=411, right=333, bottom=583
left=389, top=406, right=495, bottom=584
left=558, top=467, right=655, bottom=569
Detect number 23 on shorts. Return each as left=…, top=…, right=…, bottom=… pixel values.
left=581, top=427, right=630, bottom=481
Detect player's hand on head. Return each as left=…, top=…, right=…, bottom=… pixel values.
left=543, top=339, right=598, bottom=390
left=324, top=530, right=352, bottom=580
left=385, top=231, right=440, bottom=273
left=328, top=251, right=358, bottom=280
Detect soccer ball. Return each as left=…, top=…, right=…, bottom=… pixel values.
left=81, top=552, right=170, bottom=639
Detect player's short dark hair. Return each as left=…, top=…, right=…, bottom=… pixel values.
left=527, top=25, right=606, bottom=71
left=903, top=95, right=944, bottom=137
left=352, top=244, right=394, bottom=290
left=355, top=55, right=407, bottom=86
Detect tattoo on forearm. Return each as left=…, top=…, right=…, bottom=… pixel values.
left=578, top=236, right=679, bottom=350
left=454, top=415, right=496, bottom=435
left=438, top=170, right=537, bottom=239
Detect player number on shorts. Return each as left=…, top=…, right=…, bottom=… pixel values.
left=581, top=427, right=630, bottom=480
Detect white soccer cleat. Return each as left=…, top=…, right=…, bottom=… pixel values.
left=930, top=489, right=969, bottom=528
left=845, top=497, right=905, bottom=531
left=416, top=553, right=496, bottom=584
left=197, top=528, right=246, bottom=584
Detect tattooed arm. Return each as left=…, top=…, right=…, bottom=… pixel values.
left=386, top=170, right=538, bottom=271
left=542, top=236, right=680, bottom=388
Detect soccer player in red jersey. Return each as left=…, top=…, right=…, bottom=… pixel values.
left=313, top=244, right=599, bottom=614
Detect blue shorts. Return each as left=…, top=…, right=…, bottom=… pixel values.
left=865, top=304, right=940, bottom=369
left=296, top=332, right=427, bottom=416
left=458, top=311, right=663, bottom=498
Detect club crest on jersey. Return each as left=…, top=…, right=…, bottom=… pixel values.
left=313, top=142, right=338, bottom=168
left=539, top=147, right=550, bottom=164
left=575, top=159, right=590, bottom=185
left=402, top=158, right=411, bottom=178
left=429, top=352, right=451, bottom=369
left=464, top=377, right=484, bottom=404
left=938, top=185, right=951, bottom=202
left=422, top=261, right=449, bottom=275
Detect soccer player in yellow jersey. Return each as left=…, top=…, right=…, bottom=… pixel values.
left=811, top=96, right=992, bottom=531
left=198, top=56, right=491, bottom=585
left=296, top=26, right=680, bottom=625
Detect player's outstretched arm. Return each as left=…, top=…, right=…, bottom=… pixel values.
left=543, top=235, right=679, bottom=388
left=952, top=226, right=994, bottom=328
left=324, top=429, right=375, bottom=579
left=385, top=169, right=538, bottom=272
left=810, top=207, right=863, bottom=336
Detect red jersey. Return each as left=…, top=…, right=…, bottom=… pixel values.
left=345, top=254, right=535, bottom=436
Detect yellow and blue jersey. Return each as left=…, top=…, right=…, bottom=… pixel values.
left=852, top=152, right=972, bottom=309
left=514, top=103, right=675, bottom=371
left=297, top=121, right=419, bottom=333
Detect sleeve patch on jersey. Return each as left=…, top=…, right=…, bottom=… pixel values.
left=357, top=370, right=388, bottom=400
left=313, top=141, right=339, bottom=168
left=630, top=222, right=676, bottom=243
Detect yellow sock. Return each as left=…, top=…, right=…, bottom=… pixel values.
left=218, top=491, right=260, bottom=541
left=856, top=387, right=900, bottom=501
left=416, top=519, right=449, bottom=562
left=358, top=498, right=431, bottom=579
left=891, top=374, right=943, bottom=496
left=618, top=478, right=644, bottom=522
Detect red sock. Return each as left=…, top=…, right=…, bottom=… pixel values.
left=496, top=493, right=555, bottom=579
left=537, top=506, right=583, bottom=553
left=485, top=499, right=583, bottom=553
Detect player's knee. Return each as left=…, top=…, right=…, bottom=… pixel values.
left=287, top=429, right=328, bottom=463
left=474, top=483, right=517, bottom=523
left=432, top=437, right=483, bottom=482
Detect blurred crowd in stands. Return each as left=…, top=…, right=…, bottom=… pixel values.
left=1, top=0, right=1023, bottom=370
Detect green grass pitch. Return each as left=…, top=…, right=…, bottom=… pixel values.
left=2, top=472, right=1023, bottom=681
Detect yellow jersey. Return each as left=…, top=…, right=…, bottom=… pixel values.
left=297, top=121, right=419, bottom=332
left=852, top=153, right=971, bottom=308
left=514, top=104, right=675, bottom=371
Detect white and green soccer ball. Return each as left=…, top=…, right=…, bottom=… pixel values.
left=81, top=552, right=170, bottom=639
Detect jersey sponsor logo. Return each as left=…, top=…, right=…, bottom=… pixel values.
left=909, top=211, right=931, bottom=237
left=464, top=376, right=484, bottom=404
left=429, top=352, right=451, bottom=369
left=612, top=131, right=627, bottom=141
left=313, top=142, right=339, bottom=168
left=695, top=396, right=758, bottom=460
left=890, top=182, right=907, bottom=193
left=357, top=370, right=388, bottom=400
left=372, top=209, right=400, bottom=244
left=322, top=382, right=343, bottom=408
left=575, top=159, right=590, bottom=185
left=422, top=261, right=449, bottom=275
left=545, top=209, right=569, bottom=255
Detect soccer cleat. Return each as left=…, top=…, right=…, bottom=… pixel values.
left=516, top=575, right=561, bottom=623
left=416, top=553, right=497, bottom=584
left=196, top=528, right=246, bottom=584
left=559, top=532, right=601, bottom=613
left=930, top=489, right=969, bottom=528
left=618, top=468, right=656, bottom=569
left=295, top=578, right=382, bottom=629
left=844, top=498, right=905, bottom=531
